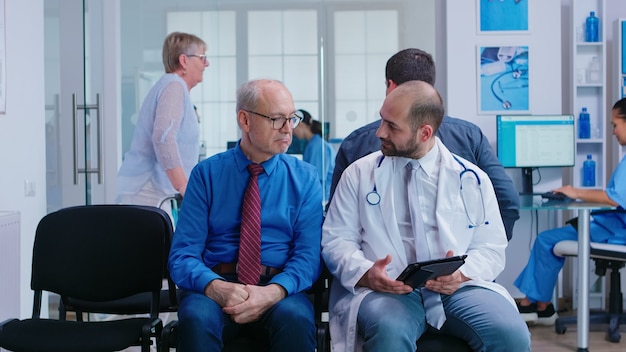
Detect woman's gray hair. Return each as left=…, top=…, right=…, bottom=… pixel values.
left=162, top=32, right=207, bottom=73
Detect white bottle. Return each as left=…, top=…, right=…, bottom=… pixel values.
left=587, top=56, right=601, bottom=83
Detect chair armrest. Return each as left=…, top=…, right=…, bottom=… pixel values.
left=162, top=320, right=179, bottom=348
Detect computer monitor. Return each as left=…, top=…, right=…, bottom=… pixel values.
left=496, top=114, right=575, bottom=194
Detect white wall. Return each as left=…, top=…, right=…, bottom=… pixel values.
left=445, top=0, right=564, bottom=297
left=442, top=0, right=626, bottom=299
left=0, top=0, right=46, bottom=318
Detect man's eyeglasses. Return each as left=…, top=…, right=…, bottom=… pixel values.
left=244, top=109, right=303, bottom=130
left=186, top=54, right=208, bottom=64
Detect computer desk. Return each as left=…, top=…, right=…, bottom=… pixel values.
left=519, top=195, right=615, bottom=351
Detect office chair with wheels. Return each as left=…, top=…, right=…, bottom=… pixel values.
left=0, top=205, right=167, bottom=352
left=552, top=210, right=626, bottom=343
left=59, top=199, right=179, bottom=320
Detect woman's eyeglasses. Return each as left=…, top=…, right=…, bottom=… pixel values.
left=186, top=54, right=208, bottom=64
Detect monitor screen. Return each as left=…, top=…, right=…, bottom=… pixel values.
left=496, top=114, right=575, bottom=168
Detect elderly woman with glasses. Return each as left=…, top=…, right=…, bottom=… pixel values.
left=116, top=31, right=209, bottom=215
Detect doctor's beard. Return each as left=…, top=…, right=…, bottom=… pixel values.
left=379, top=132, right=420, bottom=158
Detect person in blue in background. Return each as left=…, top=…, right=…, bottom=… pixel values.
left=515, top=97, right=626, bottom=326
left=293, top=109, right=336, bottom=204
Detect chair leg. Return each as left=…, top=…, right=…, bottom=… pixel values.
left=606, top=266, right=623, bottom=343
left=58, top=300, right=67, bottom=321
left=317, top=322, right=330, bottom=352
left=556, top=259, right=626, bottom=342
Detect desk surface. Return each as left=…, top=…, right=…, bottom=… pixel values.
left=519, top=194, right=615, bottom=211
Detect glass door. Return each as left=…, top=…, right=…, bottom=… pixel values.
left=45, top=0, right=119, bottom=212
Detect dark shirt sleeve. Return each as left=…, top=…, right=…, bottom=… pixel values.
left=329, top=120, right=382, bottom=206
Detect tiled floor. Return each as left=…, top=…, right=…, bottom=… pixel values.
left=530, top=322, right=625, bottom=352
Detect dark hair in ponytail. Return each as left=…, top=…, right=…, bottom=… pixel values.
left=614, top=98, right=626, bottom=121
left=297, top=109, right=323, bottom=136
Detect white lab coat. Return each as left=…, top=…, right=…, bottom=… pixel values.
left=321, top=138, right=515, bottom=352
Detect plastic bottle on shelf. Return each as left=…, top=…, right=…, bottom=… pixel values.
left=587, top=56, right=601, bottom=83
left=585, top=11, right=599, bottom=42
left=578, top=107, right=590, bottom=139
left=582, top=154, right=596, bottom=187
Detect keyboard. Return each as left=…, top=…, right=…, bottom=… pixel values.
left=540, top=191, right=572, bottom=202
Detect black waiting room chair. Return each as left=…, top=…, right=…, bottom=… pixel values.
left=59, top=201, right=179, bottom=321
left=0, top=205, right=169, bottom=352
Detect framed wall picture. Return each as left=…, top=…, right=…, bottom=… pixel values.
left=478, top=45, right=529, bottom=113
left=478, top=0, right=529, bottom=33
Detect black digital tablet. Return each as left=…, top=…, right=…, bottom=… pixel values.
left=396, top=254, right=468, bottom=288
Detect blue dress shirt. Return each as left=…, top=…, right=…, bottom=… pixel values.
left=169, top=142, right=323, bottom=295
left=330, top=116, right=520, bottom=240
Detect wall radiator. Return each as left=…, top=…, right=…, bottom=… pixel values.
left=0, top=211, right=20, bottom=322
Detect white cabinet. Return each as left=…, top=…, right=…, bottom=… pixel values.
left=613, top=18, right=626, bottom=166
left=571, top=0, right=607, bottom=190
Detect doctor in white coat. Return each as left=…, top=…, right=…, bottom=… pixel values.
left=322, top=81, right=530, bottom=352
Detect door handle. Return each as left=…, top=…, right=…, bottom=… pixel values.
left=72, top=93, right=102, bottom=185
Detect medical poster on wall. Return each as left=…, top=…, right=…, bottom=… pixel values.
left=0, top=0, right=5, bottom=114
left=478, top=0, right=528, bottom=32
left=477, top=45, right=529, bottom=113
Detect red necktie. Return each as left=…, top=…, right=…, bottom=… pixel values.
left=238, top=163, right=264, bottom=285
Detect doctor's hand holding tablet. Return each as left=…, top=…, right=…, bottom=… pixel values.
left=358, top=250, right=469, bottom=296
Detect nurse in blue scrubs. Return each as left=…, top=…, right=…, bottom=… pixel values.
left=292, top=109, right=336, bottom=204
left=514, top=97, right=626, bottom=325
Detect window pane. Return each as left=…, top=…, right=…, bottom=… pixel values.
left=334, top=12, right=366, bottom=54
left=284, top=56, right=318, bottom=101
left=333, top=9, right=399, bottom=139
left=335, top=101, right=368, bottom=138
left=249, top=56, right=284, bottom=81
left=202, top=12, right=236, bottom=56
left=248, top=11, right=283, bottom=55
left=365, top=10, right=398, bottom=53
left=284, top=11, right=318, bottom=55
left=335, top=54, right=367, bottom=100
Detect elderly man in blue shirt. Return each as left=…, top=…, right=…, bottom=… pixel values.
left=169, top=79, right=323, bottom=352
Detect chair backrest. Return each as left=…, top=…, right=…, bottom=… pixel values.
left=31, top=205, right=169, bottom=303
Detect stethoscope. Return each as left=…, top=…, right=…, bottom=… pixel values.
left=366, top=155, right=489, bottom=228
left=489, top=56, right=528, bottom=110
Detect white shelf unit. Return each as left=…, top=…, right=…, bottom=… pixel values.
left=614, top=18, right=626, bottom=166
left=571, top=0, right=607, bottom=191
left=570, top=0, right=607, bottom=310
